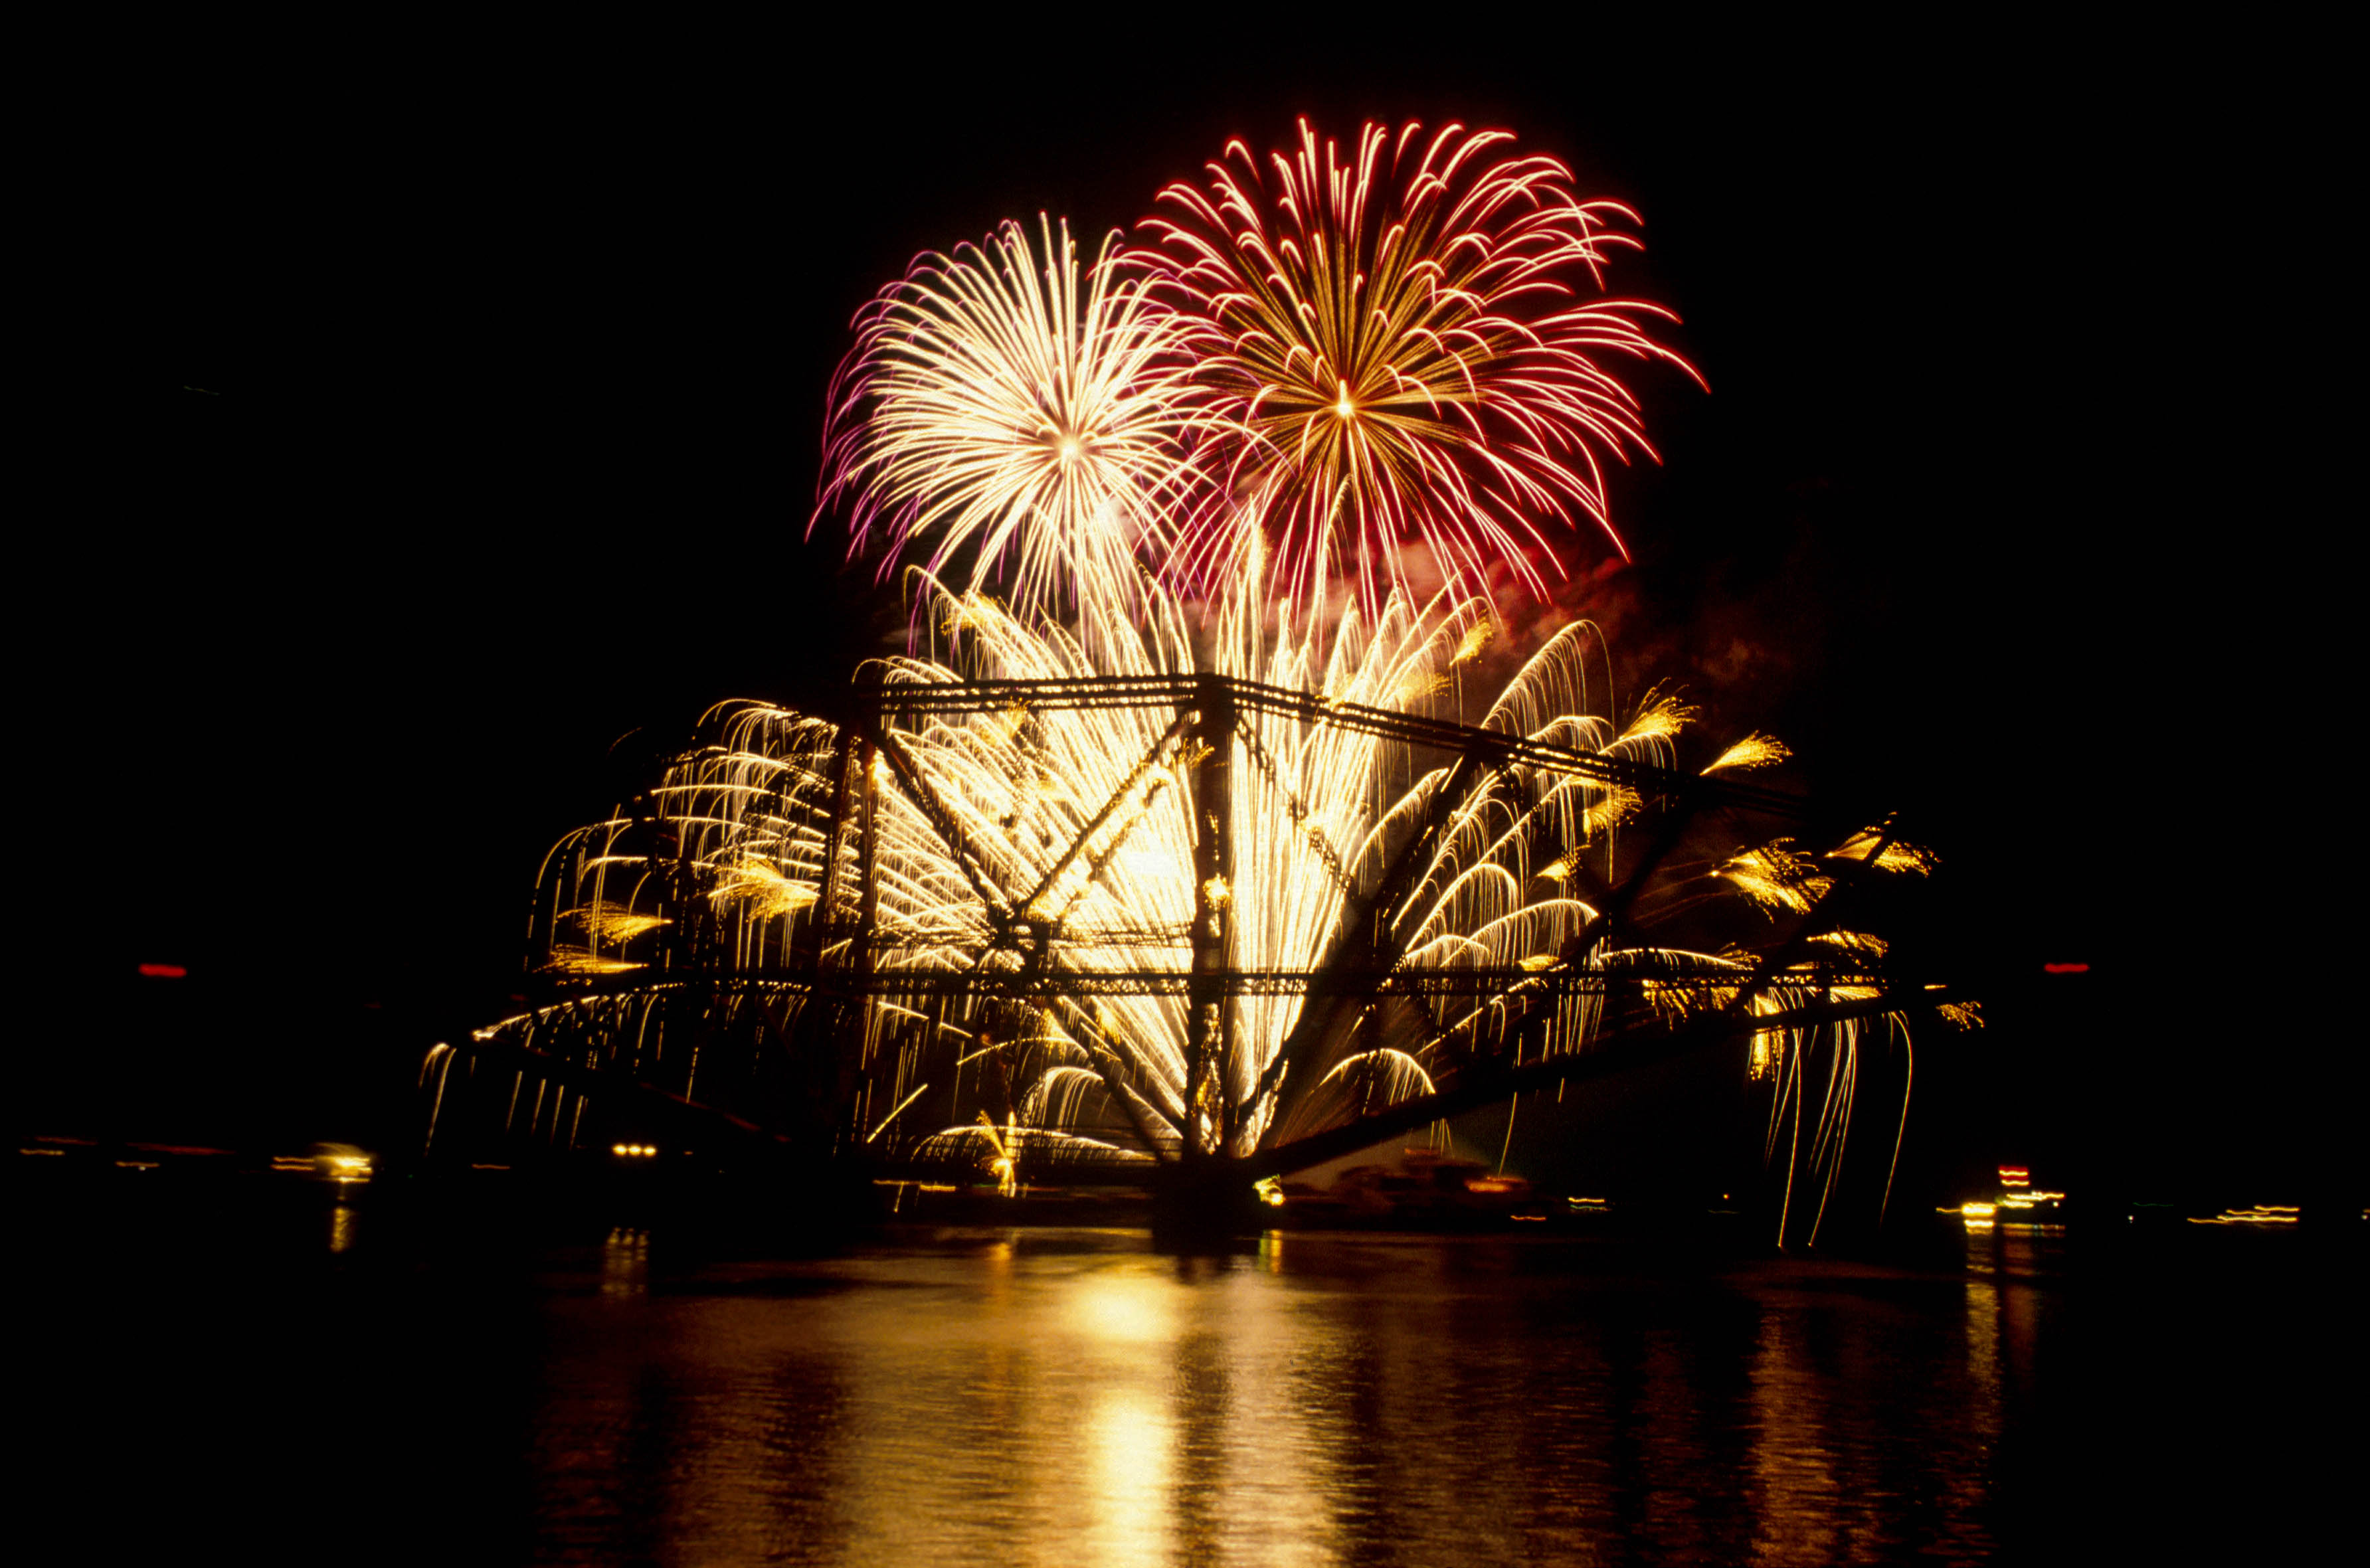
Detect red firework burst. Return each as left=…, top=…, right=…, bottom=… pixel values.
left=1135, top=118, right=1704, bottom=611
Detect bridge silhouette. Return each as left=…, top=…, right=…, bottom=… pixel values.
left=420, top=674, right=1969, bottom=1225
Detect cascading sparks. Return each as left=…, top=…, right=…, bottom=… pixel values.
left=455, top=118, right=1958, bottom=1245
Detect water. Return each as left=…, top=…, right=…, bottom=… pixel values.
left=19, top=1191, right=2339, bottom=1564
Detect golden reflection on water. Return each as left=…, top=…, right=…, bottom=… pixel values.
left=1085, top=1387, right=1174, bottom=1565
left=1067, top=1264, right=1172, bottom=1345
left=525, top=1231, right=2013, bottom=1565
left=600, top=1227, right=648, bottom=1298
left=1750, top=1311, right=1844, bottom=1561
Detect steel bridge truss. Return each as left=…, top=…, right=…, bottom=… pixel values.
left=444, top=674, right=1967, bottom=1187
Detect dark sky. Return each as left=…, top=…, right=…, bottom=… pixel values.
left=64, top=22, right=2337, bottom=1205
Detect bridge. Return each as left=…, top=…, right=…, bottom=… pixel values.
left=420, top=673, right=1970, bottom=1223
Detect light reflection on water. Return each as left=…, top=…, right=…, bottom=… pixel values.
left=521, top=1229, right=2017, bottom=1565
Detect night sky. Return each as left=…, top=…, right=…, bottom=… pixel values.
left=63, top=22, right=2337, bottom=1213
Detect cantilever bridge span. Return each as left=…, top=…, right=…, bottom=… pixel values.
left=421, top=675, right=1967, bottom=1208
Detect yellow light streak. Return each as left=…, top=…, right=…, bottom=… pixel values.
left=1706, top=733, right=1791, bottom=773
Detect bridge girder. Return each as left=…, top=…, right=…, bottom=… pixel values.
left=452, top=674, right=1947, bottom=1189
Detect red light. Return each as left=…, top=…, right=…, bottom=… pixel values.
left=2043, top=962, right=2090, bottom=974
left=137, top=963, right=187, bottom=980
left=1998, top=1166, right=2030, bottom=1187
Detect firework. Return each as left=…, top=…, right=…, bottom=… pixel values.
left=1134, top=118, right=1703, bottom=612
left=819, top=215, right=1204, bottom=630
left=484, top=549, right=1935, bottom=1238
left=440, top=130, right=1956, bottom=1245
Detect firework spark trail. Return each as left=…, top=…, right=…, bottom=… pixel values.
left=1133, top=118, right=1703, bottom=614
left=521, top=541, right=1923, bottom=1186
left=482, top=127, right=1952, bottom=1239
left=866, top=561, right=1470, bottom=1154
left=819, top=216, right=1207, bottom=634
left=507, top=575, right=1932, bottom=1235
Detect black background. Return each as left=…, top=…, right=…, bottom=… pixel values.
left=52, top=18, right=2343, bottom=1216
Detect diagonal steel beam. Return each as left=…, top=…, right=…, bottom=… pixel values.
left=1280, top=786, right=1706, bottom=1136
left=1014, top=711, right=1194, bottom=921
left=436, top=1031, right=802, bottom=1158
left=1063, top=1000, right=1186, bottom=1163
left=1245, top=983, right=1975, bottom=1183
left=1254, top=744, right=1501, bottom=1138
left=858, top=720, right=1017, bottom=930
left=1233, top=713, right=1356, bottom=896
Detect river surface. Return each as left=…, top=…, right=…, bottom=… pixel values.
left=18, top=1191, right=2339, bottom=1564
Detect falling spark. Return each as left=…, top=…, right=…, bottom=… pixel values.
left=565, top=903, right=671, bottom=944
left=709, top=857, right=821, bottom=919
left=1619, top=689, right=1697, bottom=749
left=1706, top=733, right=1791, bottom=773
left=1718, top=842, right=1832, bottom=915
left=1449, top=617, right=1495, bottom=668
left=1831, top=828, right=1940, bottom=875
left=542, top=947, right=645, bottom=976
